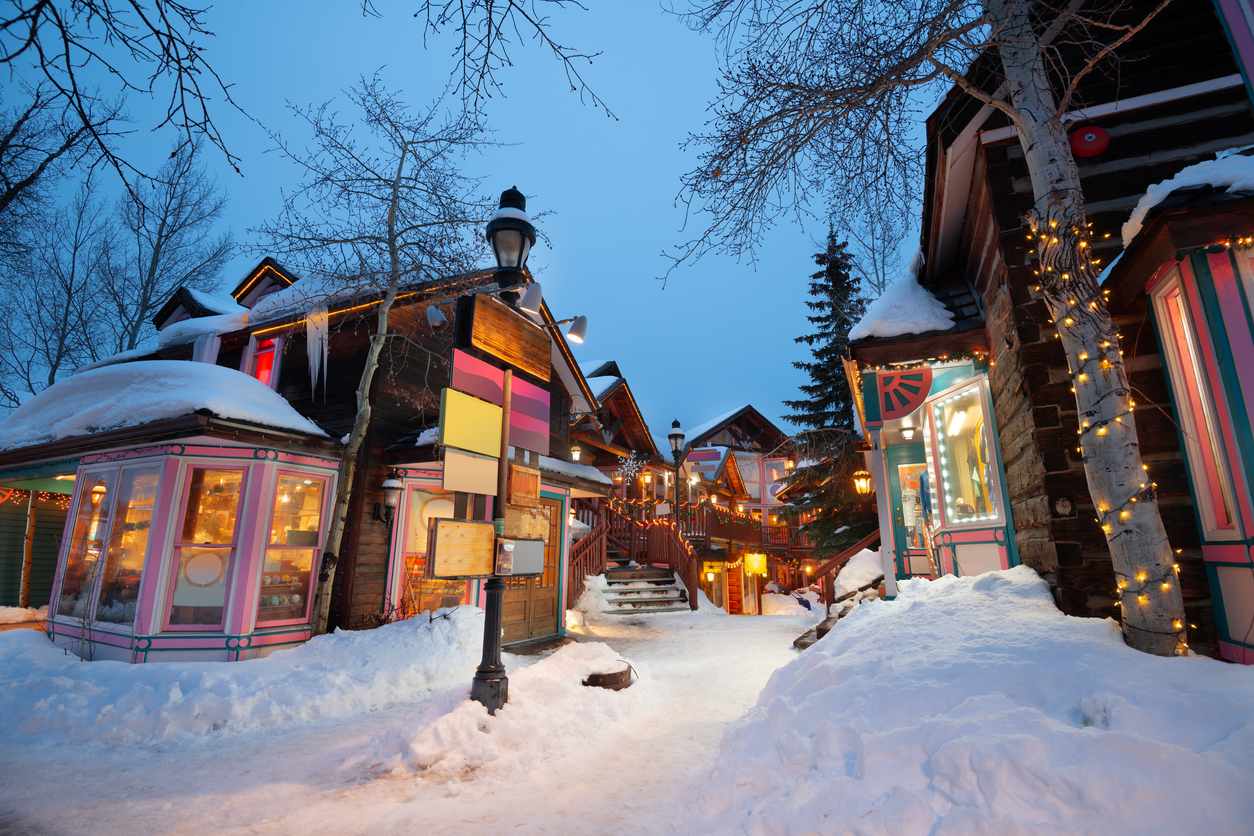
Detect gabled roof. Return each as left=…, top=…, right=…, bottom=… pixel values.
left=230, top=257, right=299, bottom=309
left=152, top=287, right=247, bottom=331
left=684, top=404, right=788, bottom=455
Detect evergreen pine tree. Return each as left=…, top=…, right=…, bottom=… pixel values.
left=782, top=229, right=876, bottom=557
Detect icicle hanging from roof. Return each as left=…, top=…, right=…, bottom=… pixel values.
left=307, top=304, right=328, bottom=399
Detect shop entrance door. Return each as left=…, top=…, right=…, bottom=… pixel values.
left=886, top=444, right=933, bottom=577
left=502, top=497, right=561, bottom=644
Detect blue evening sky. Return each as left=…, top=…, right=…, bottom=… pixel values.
left=92, top=2, right=898, bottom=448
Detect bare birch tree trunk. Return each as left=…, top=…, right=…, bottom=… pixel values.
left=311, top=145, right=410, bottom=637
left=989, top=0, right=1186, bottom=656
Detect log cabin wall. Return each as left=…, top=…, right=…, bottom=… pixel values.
left=954, top=0, right=1254, bottom=643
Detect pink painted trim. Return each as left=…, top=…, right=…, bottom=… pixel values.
left=133, top=457, right=182, bottom=636
left=250, top=629, right=312, bottom=647
left=81, top=445, right=176, bottom=465
left=228, top=465, right=274, bottom=634
left=1181, top=259, right=1253, bottom=534
left=162, top=463, right=251, bottom=632
left=1208, top=252, right=1254, bottom=531
left=1219, top=639, right=1254, bottom=664
left=1202, top=543, right=1249, bottom=563
left=944, top=528, right=1005, bottom=544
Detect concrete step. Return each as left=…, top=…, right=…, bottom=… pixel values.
left=601, top=604, right=692, bottom=615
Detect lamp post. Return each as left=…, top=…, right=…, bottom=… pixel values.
left=471, top=187, right=537, bottom=714
left=668, top=420, right=685, bottom=514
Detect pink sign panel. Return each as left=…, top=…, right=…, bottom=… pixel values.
left=451, top=349, right=550, bottom=455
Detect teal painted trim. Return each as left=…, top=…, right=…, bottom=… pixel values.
left=1206, top=561, right=1234, bottom=643
left=0, top=457, right=80, bottom=480
left=1188, top=253, right=1254, bottom=517
left=864, top=373, right=882, bottom=424
left=931, top=365, right=975, bottom=395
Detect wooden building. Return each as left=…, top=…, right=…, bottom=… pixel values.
left=0, top=258, right=612, bottom=660
left=844, top=0, right=1254, bottom=658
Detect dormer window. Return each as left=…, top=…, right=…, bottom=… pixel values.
left=243, top=336, right=283, bottom=389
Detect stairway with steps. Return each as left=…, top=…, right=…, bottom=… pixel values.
left=601, top=566, right=690, bottom=614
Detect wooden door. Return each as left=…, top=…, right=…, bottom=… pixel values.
left=502, top=497, right=561, bottom=643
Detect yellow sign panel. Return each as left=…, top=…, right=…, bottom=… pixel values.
left=438, top=388, right=502, bottom=458
left=744, top=553, right=768, bottom=576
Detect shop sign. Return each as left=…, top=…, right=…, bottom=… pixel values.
left=438, top=388, right=502, bottom=458
left=425, top=518, right=497, bottom=578
left=456, top=294, right=550, bottom=382
left=495, top=538, right=544, bottom=576
left=450, top=349, right=551, bottom=454
left=442, top=448, right=499, bottom=495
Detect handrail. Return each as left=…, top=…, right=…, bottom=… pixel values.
left=566, top=516, right=609, bottom=610
left=811, top=529, right=882, bottom=606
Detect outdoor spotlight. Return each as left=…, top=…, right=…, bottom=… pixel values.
left=566, top=315, right=588, bottom=344
left=520, top=283, right=543, bottom=314
left=426, top=305, right=448, bottom=329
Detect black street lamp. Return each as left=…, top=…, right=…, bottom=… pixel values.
left=469, top=186, right=538, bottom=715
left=485, top=186, right=536, bottom=295
left=668, top=420, right=685, bottom=511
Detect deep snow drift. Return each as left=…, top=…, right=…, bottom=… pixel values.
left=692, top=566, right=1254, bottom=835
left=0, top=607, right=484, bottom=743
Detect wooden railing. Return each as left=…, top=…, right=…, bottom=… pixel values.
left=665, top=503, right=816, bottom=553
left=644, top=518, right=699, bottom=611
left=810, top=529, right=882, bottom=606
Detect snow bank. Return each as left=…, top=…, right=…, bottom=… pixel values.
left=0, top=605, right=46, bottom=624
left=0, top=361, right=327, bottom=450
left=849, top=251, right=955, bottom=341
left=574, top=574, right=615, bottom=615
left=833, top=548, right=884, bottom=598
left=348, top=641, right=651, bottom=780
left=692, top=567, right=1254, bottom=835
left=0, top=607, right=483, bottom=744
left=1122, top=151, right=1254, bottom=246
left=156, top=311, right=249, bottom=348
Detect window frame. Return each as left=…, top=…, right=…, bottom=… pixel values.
left=163, top=464, right=251, bottom=631
left=922, top=375, right=1005, bottom=531
left=254, top=469, right=331, bottom=627
left=1151, top=266, right=1245, bottom=541
left=53, top=463, right=165, bottom=627
left=241, top=335, right=284, bottom=391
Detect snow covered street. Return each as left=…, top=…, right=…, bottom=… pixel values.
left=0, top=606, right=813, bottom=836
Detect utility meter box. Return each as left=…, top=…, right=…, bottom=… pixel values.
left=495, top=537, right=544, bottom=576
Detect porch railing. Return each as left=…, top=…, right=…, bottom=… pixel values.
left=809, top=529, right=882, bottom=607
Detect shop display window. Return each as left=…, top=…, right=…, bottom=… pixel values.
left=168, top=467, right=245, bottom=627
left=928, top=383, right=1001, bottom=527
left=256, top=473, right=327, bottom=625
left=95, top=467, right=161, bottom=624
left=399, top=487, right=466, bottom=618
left=57, top=472, right=118, bottom=619
left=56, top=465, right=162, bottom=625
left=897, top=463, right=929, bottom=549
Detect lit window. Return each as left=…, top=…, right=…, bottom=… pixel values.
left=246, top=338, right=281, bottom=388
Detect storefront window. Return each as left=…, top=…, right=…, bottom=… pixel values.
left=256, top=473, right=327, bottom=624
left=897, top=463, right=929, bottom=548
left=57, top=473, right=118, bottom=619
left=399, top=488, right=466, bottom=618
left=930, top=384, right=1000, bottom=526
left=169, top=467, right=244, bottom=627
left=95, top=467, right=161, bottom=624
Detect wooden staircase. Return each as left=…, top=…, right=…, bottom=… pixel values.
left=568, top=498, right=699, bottom=613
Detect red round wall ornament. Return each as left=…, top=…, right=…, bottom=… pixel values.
left=1069, top=126, right=1109, bottom=158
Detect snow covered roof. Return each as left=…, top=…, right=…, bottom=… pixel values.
left=538, top=455, right=613, bottom=485
left=685, top=405, right=753, bottom=445
left=156, top=311, right=250, bottom=349
left=185, top=289, right=247, bottom=316
left=249, top=272, right=368, bottom=325
left=0, top=361, right=327, bottom=451
left=848, top=251, right=956, bottom=341
left=1122, top=148, right=1254, bottom=246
